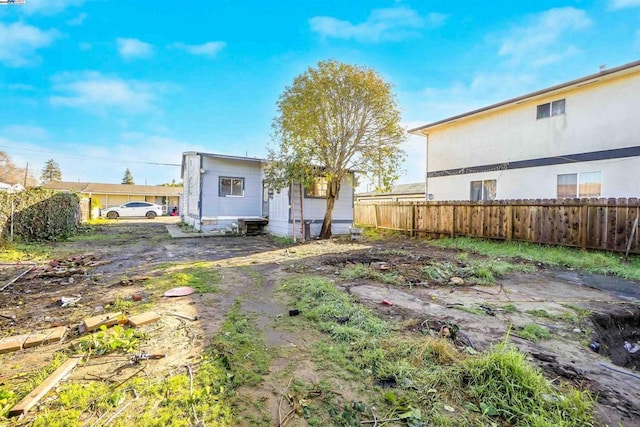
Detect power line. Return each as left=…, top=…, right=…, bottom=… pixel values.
left=0, top=145, right=181, bottom=167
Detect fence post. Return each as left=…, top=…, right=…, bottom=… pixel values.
left=451, top=204, right=456, bottom=238
left=374, top=205, right=379, bottom=230
left=580, top=202, right=588, bottom=251
left=506, top=204, right=513, bottom=242
left=410, top=204, right=416, bottom=237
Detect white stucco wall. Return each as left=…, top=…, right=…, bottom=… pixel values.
left=423, top=70, right=640, bottom=200
left=181, top=153, right=202, bottom=229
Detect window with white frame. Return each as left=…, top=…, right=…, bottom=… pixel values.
left=219, top=177, right=244, bottom=197
left=536, top=99, right=565, bottom=119
left=470, top=180, right=496, bottom=201
left=557, top=172, right=601, bottom=198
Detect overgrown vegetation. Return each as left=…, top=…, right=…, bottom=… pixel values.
left=77, top=324, right=147, bottom=355
left=0, top=240, right=51, bottom=261
left=280, top=276, right=594, bottom=426
left=0, top=189, right=80, bottom=242
left=340, top=263, right=404, bottom=285
left=432, top=237, right=640, bottom=280
left=517, top=324, right=552, bottom=342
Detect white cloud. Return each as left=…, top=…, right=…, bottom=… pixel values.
left=169, top=41, right=226, bottom=57
left=66, top=13, right=87, bottom=26
left=610, top=0, right=640, bottom=9
left=309, top=7, right=446, bottom=43
left=2, top=125, right=50, bottom=140
left=22, top=0, right=84, bottom=15
left=497, top=7, right=590, bottom=67
left=0, top=22, right=58, bottom=67
left=117, top=37, right=154, bottom=59
left=50, top=71, right=158, bottom=113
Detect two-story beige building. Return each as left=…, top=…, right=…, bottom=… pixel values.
left=409, top=59, right=640, bottom=201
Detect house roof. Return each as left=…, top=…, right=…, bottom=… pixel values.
left=42, top=181, right=182, bottom=196
left=356, top=182, right=425, bottom=197
left=183, top=152, right=265, bottom=163
left=409, top=59, right=640, bottom=136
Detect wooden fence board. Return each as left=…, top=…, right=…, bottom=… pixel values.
left=354, top=198, right=640, bottom=254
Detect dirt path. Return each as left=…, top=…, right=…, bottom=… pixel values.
left=1, top=220, right=639, bottom=426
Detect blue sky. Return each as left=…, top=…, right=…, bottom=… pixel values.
left=0, top=0, right=639, bottom=188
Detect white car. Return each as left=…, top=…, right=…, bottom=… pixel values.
left=103, top=201, right=163, bottom=219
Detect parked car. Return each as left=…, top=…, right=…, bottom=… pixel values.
left=102, top=201, right=163, bottom=219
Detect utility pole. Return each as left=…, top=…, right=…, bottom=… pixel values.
left=23, top=162, right=28, bottom=187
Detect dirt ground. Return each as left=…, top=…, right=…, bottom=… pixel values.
left=1, top=218, right=639, bottom=426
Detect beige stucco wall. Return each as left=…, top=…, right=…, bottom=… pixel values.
left=423, top=71, right=640, bottom=200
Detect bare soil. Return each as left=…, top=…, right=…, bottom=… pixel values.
left=1, top=218, right=639, bottom=426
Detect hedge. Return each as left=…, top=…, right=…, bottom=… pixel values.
left=0, top=188, right=81, bottom=242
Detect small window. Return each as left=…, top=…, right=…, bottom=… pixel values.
left=219, top=177, right=244, bottom=197
left=305, top=176, right=328, bottom=198
left=557, top=172, right=601, bottom=198
left=470, top=180, right=496, bottom=201
left=537, top=99, right=565, bottom=119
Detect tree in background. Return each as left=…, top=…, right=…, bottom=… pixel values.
left=122, top=168, right=135, bottom=185
left=269, top=60, right=406, bottom=238
left=40, top=159, right=62, bottom=184
left=0, top=151, right=37, bottom=186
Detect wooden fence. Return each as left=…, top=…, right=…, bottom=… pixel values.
left=354, top=198, right=640, bottom=254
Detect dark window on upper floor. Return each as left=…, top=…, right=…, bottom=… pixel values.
left=537, top=99, right=565, bottom=119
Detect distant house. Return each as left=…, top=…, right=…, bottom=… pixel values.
left=0, top=182, right=25, bottom=193
left=180, top=151, right=354, bottom=238
left=42, top=181, right=181, bottom=214
left=355, top=183, right=426, bottom=203
left=409, top=59, right=640, bottom=201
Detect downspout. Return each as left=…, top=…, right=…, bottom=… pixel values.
left=425, top=133, right=430, bottom=202
left=198, top=154, right=204, bottom=223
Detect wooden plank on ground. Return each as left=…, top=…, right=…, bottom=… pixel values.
left=128, top=312, right=161, bottom=327
left=8, top=355, right=82, bottom=417
left=0, top=334, right=29, bottom=354
left=23, top=326, right=67, bottom=349
left=83, top=312, right=123, bottom=332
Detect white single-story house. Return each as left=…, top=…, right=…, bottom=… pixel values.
left=409, top=59, right=640, bottom=201
left=180, top=151, right=354, bottom=238
left=0, top=182, right=25, bottom=193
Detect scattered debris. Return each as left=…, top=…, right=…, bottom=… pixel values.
left=129, top=351, right=166, bottom=364
left=127, top=312, right=161, bottom=327
left=624, top=341, right=640, bottom=354
left=371, top=261, right=389, bottom=271
left=115, top=276, right=150, bottom=287
left=167, top=312, right=199, bottom=321
left=0, top=334, right=29, bottom=354
left=288, top=309, right=300, bottom=316
left=1, top=264, right=36, bottom=292
left=589, top=342, right=601, bottom=352
left=8, top=355, right=82, bottom=417
left=59, top=296, right=81, bottom=308
left=381, top=299, right=393, bottom=306
left=0, top=326, right=67, bottom=353
left=163, top=286, right=195, bottom=297
left=83, top=312, right=123, bottom=332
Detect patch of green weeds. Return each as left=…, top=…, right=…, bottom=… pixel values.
left=77, top=324, right=147, bottom=355
left=518, top=324, right=552, bottom=342
left=421, top=259, right=534, bottom=286
left=271, top=235, right=295, bottom=245
left=502, top=304, right=518, bottom=313
left=526, top=309, right=579, bottom=324
left=462, top=343, right=593, bottom=425
left=105, top=294, right=136, bottom=313
left=433, top=237, right=640, bottom=280
left=0, top=241, right=51, bottom=261
left=340, top=263, right=403, bottom=285
left=279, top=275, right=593, bottom=426
left=146, top=261, right=221, bottom=293
left=526, top=309, right=554, bottom=318
left=563, top=304, right=592, bottom=317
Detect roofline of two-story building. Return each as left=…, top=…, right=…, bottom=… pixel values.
left=408, top=59, right=640, bottom=135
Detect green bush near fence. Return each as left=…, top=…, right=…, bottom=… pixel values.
left=0, top=188, right=81, bottom=242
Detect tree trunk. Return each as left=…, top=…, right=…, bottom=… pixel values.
left=320, top=178, right=341, bottom=239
